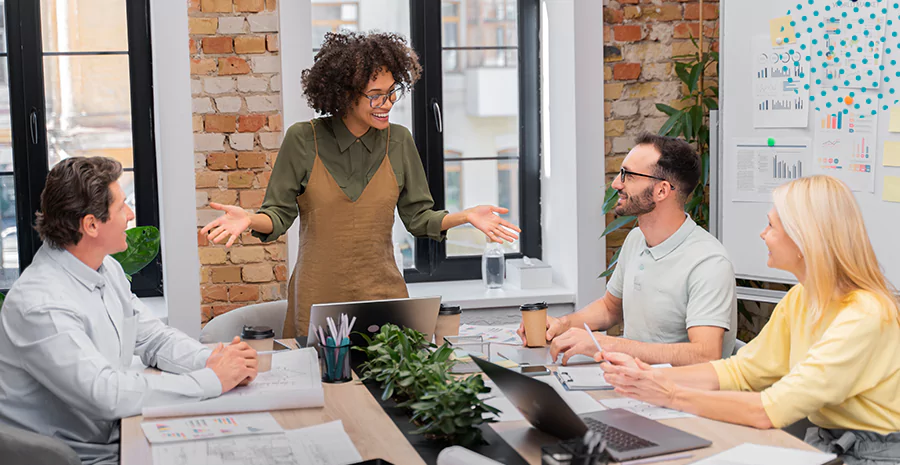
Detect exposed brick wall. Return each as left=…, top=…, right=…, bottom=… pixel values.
left=188, top=0, right=286, bottom=324
left=603, top=0, right=719, bottom=263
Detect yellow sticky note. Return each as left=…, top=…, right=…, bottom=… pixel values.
left=884, top=176, right=900, bottom=203
left=890, top=107, right=900, bottom=133
left=885, top=142, right=900, bottom=167
left=769, top=16, right=796, bottom=47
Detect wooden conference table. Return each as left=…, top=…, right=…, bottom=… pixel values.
left=121, top=339, right=817, bottom=465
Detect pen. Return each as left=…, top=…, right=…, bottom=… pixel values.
left=620, top=452, right=693, bottom=465
left=584, top=323, right=603, bottom=354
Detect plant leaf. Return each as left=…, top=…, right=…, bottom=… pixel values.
left=603, top=185, right=620, bottom=214
left=655, top=103, right=679, bottom=116
left=601, top=215, right=636, bottom=237
left=688, top=62, right=702, bottom=94
left=110, top=226, right=160, bottom=276
left=658, top=113, right=680, bottom=137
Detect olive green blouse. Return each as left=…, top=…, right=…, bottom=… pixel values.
left=253, top=116, right=448, bottom=243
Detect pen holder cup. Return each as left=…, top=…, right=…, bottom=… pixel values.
left=540, top=439, right=610, bottom=465
left=316, top=341, right=353, bottom=384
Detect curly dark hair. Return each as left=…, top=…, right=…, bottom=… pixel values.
left=302, top=31, right=422, bottom=116
left=34, top=156, right=123, bottom=249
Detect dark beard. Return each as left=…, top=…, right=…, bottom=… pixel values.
left=614, top=184, right=657, bottom=216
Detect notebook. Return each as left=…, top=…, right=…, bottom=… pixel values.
left=691, top=443, right=841, bottom=465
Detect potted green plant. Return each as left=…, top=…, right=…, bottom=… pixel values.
left=356, top=324, right=500, bottom=447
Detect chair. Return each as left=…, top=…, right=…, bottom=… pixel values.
left=0, top=423, right=80, bottom=465
left=732, top=338, right=747, bottom=356
left=199, top=300, right=288, bottom=343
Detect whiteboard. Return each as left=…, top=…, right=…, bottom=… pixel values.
left=719, top=0, right=900, bottom=288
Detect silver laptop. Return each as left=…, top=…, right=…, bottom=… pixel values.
left=307, top=296, right=441, bottom=347
left=472, top=357, right=711, bottom=462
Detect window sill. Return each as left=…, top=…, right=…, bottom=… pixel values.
left=406, top=280, right=575, bottom=310
left=139, top=296, right=169, bottom=324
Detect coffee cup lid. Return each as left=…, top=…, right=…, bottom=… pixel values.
left=439, top=304, right=462, bottom=315
left=241, top=325, right=274, bottom=339
left=520, top=302, right=548, bottom=311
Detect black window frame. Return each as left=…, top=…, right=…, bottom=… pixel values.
left=5, top=0, right=162, bottom=296
left=405, top=0, right=542, bottom=283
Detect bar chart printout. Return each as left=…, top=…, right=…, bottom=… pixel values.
left=813, top=108, right=877, bottom=193
left=732, top=138, right=812, bottom=203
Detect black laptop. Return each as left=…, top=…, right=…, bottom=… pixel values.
left=472, top=357, right=712, bottom=462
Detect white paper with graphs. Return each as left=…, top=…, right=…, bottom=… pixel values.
left=142, top=348, right=324, bottom=418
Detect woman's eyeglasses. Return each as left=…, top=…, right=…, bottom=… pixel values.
left=366, top=85, right=406, bottom=109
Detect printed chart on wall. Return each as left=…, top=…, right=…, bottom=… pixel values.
left=813, top=103, right=877, bottom=192
left=753, top=34, right=811, bottom=128
left=732, top=138, right=812, bottom=202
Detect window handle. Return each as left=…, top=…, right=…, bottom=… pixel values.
left=29, top=109, right=38, bottom=145
left=432, top=100, right=443, bottom=134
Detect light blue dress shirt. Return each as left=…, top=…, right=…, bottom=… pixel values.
left=0, top=245, right=222, bottom=464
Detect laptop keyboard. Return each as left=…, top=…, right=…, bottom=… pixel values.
left=583, top=417, right=658, bottom=452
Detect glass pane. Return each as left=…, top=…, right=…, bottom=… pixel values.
left=445, top=158, right=520, bottom=256
left=44, top=55, right=134, bottom=169
left=0, top=61, right=11, bottom=173
left=0, top=4, right=8, bottom=54
left=41, top=0, right=129, bottom=53
left=0, top=175, right=17, bottom=289
left=119, top=171, right=137, bottom=230
left=443, top=1, right=519, bottom=257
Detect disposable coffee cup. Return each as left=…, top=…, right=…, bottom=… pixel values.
left=434, top=305, right=462, bottom=346
left=241, top=325, right=274, bottom=372
left=520, top=302, right=548, bottom=348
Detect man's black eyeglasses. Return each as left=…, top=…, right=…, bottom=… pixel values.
left=618, top=168, right=673, bottom=190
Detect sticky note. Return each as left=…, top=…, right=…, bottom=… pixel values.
left=890, top=107, right=900, bottom=133
left=769, top=16, right=795, bottom=47
left=884, top=142, right=900, bottom=167
left=884, top=176, right=900, bottom=203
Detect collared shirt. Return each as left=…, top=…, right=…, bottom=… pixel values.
left=253, top=116, right=448, bottom=242
left=607, top=215, right=737, bottom=358
left=712, top=285, right=900, bottom=433
left=0, top=245, right=221, bottom=465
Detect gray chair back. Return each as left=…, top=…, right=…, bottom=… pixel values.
left=199, top=300, right=288, bottom=343
left=732, top=338, right=747, bottom=356
left=0, top=423, right=80, bottom=465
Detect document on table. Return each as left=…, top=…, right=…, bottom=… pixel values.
left=143, top=348, right=324, bottom=417
left=599, top=397, right=694, bottom=421
left=141, top=412, right=283, bottom=443
left=458, top=324, right=522, bottom=345
left=556, top=364, right=672, bottom=391
left=690, top=443, right=839, bottom=465
left=151, top=420, right=362, bottom=465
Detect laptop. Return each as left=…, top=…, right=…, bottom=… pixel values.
left=472, top=357, right=711, bottom=462
left=306, top=296, right=442, bottom=347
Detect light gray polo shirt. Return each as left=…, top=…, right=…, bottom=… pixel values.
left=607, top=215, right=737, bottom=359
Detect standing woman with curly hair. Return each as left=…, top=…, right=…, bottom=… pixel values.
left=201, top=32, right=520, bottom=338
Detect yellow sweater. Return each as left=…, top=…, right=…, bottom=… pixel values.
left=711, top=285, right=900, bottom=434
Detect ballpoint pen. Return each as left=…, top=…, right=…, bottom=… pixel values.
left=584, top=323, right=603, bottom=355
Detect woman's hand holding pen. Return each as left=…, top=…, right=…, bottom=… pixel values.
left=201, top=202, right=253, bottom=248
left=465, top=205, right=521, bottom=243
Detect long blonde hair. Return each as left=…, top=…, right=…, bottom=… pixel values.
left=772, top=175, right=899, bottom=325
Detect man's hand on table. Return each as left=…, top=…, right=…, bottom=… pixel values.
left=206, top=336, right=258, bottom=392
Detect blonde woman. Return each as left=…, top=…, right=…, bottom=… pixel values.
left=599, top=175, right=900, bottom=464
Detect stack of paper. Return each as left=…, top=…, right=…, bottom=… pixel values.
left=458, top=324, right=522, bottom=345
left=599, top=398, right=694, bottom=421
left=691, top=443, right=839, bottom=465
left=147, top=417, right=363, bottom=465
left=143, top=348, right=324, bottom=417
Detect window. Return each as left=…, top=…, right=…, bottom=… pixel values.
left=2, top=0, right=161, bottom=295
left=309, top=0, right=541, bottom=281
left=310, top=0, right=359, bottom=49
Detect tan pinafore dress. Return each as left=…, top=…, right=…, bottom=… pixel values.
left=283, top=121, right=409, bottom=337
